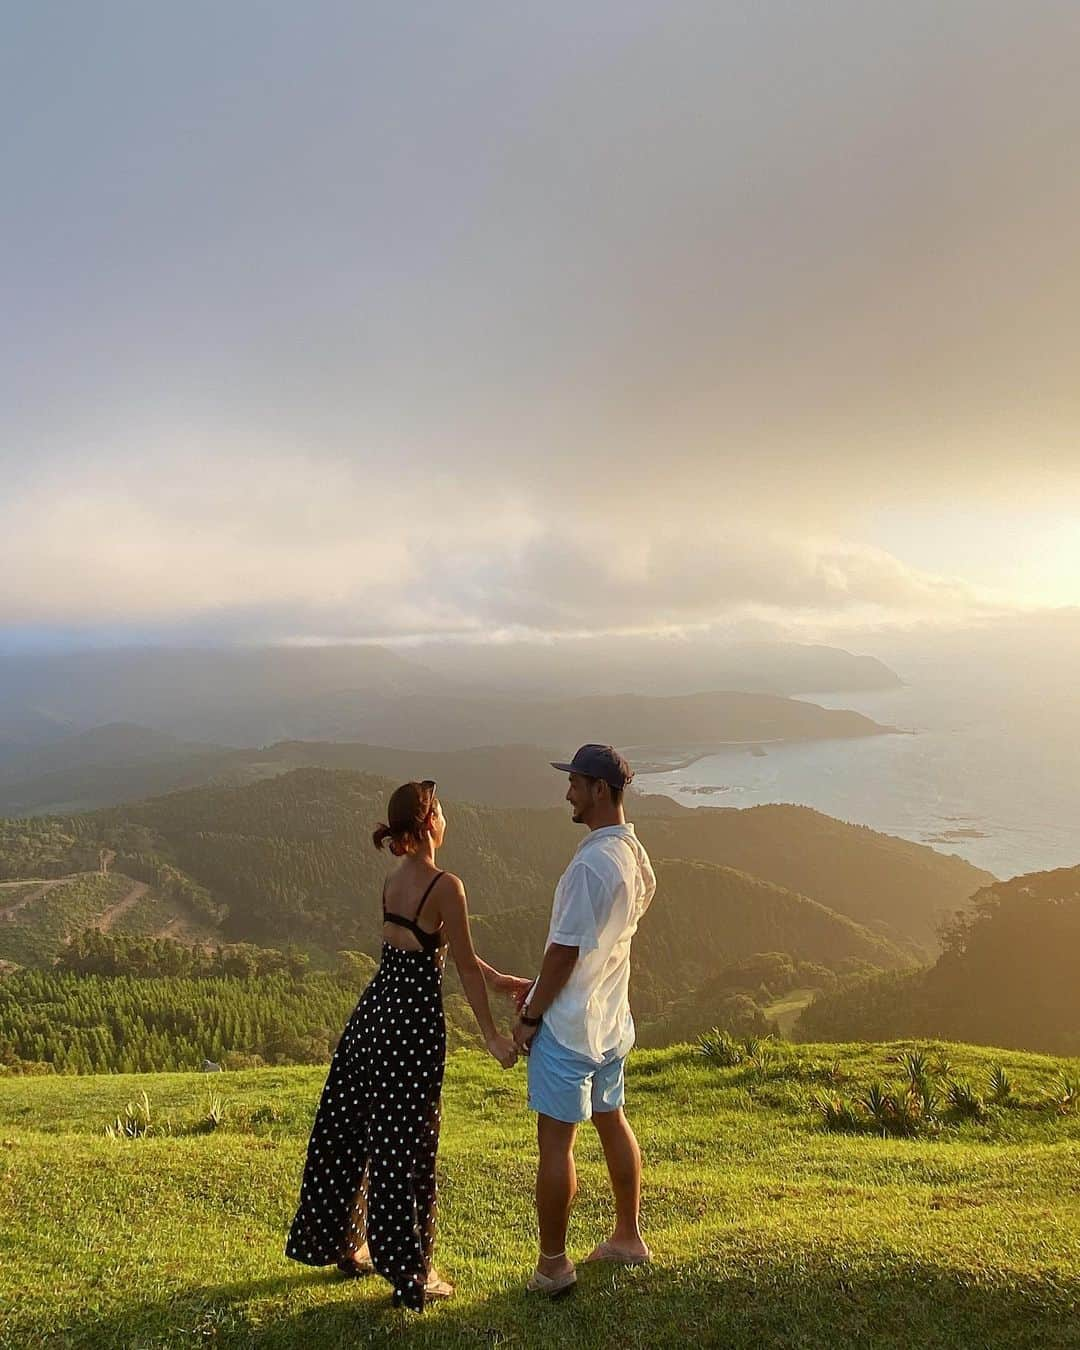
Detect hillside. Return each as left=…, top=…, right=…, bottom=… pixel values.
left=0, top=737, right=575, bottom=819
left=636, top=803, right=992, bottom=951
left=466, top=856, right=908, bottom=1021
left=795, top=864, right=1080, bottom=1055
left=0, top=868, right=221, bottom=966
left=82, top=768, right=961, bottom=954
left=0, top=768, right=983, bottom=979
left=2, top=1043, right=1078, bottom=1348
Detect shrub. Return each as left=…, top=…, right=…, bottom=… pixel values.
left=697, top=1028, right=743, bottom=1066
left=987, top=1064, right=1014, bottom=1105
left=815, top=1094, right=860, bottom=1132
left=945, top=1078, right=986, bottom=1120
left=201, top=1088, right=228, bottom=1132
left=896, top=1049, right=930, bottom=1091
left=1045, top=1075, right=1077, bottom=1116
left=105, top=1090, right=152, bottom=1140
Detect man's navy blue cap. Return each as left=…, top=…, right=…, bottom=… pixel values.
left=550, top=744, right=634, bottom=790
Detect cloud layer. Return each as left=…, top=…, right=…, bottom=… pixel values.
left=2, top=3, right=1078, bottom=640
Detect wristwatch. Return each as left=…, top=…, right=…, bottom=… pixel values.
left=519, top=1007, right=542, bottom=1027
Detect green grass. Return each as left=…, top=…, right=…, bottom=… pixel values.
left=2, top=1040, right=1079, bottom=1348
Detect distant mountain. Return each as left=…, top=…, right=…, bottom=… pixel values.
left=0, top=686, right=893, bottom=817
left=795, top=863, right=1080, bottom=1054
left=0, top=723, right=219, bottom=784
left=0, top=639, right=896, bottom=762
left=0, top=645, right=436, bottom=746
left=414, top=637, right=903, bottom=697
left=266, top=688, right=891, bottom=751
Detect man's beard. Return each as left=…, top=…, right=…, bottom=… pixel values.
left=571, top=809, right=584, bottom=823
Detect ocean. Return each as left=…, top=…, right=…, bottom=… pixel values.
left=635, top=673, right=1080, bottom=881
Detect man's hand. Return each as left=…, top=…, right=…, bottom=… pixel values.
left=513, top=1016, right=539, bottom=1053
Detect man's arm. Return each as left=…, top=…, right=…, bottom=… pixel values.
left=513, top=941, right=578, bottom=1050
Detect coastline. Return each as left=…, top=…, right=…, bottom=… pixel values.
left=630, top=723, right=904, bottom=776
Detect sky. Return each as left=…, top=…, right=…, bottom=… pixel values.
left=3, top=1, right=1079, bottom=648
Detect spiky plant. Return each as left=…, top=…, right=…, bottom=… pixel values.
left=931, top=1057, right=953, bottom=1081
left=917, top=1082, right=942, bottom=1120
left=697, top=1028, right=743, bottom=1066
left=202, top=1088, right=228, bottom=1131
left=746, top=1039, right=775, bottom=1075
left=898, top=1049, right=930, bottom=1092
left=740, top=1035, right=764, bottom=1061
left=815, top=1094, right=860, bottom=1133
left=1045, top=1075, right=1077, bottom=1116
left=945, top=1078, right=986, bottom=1120
left=859, top=1081, right=896, bottom=1132
left=887, top=1093, right=924, bottom=1138
left=987, top=1064, right=1014, bottom=1105
left=105, top=1090, right=152, bottom=1139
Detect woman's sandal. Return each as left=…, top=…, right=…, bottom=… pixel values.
left=336, top=1252, right=375, bottom=1278
left=424, top=1275, right=455, bottom=1300
left=525, top=1266, right=577, bottom=1297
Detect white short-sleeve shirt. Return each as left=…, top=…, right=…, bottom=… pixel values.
left=537, top=823, right=656, bottom=1061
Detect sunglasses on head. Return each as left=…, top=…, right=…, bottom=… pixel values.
left=421, top=779, right=437, bottom=809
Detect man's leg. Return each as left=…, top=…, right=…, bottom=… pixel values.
left=589, top=1107, right=649, bottom=1260
left=536, top=1113, right=578, bottom=1279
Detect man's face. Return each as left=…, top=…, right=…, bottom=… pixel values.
left=428, top=797, right=446, bottom=848
left=565, top=772, right=598, bottom=825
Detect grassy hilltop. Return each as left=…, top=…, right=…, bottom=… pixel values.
left=3, top=1041, right=1079, bottom=1349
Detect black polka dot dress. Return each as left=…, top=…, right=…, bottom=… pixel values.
left=285, top=878, right=447, bottom=1312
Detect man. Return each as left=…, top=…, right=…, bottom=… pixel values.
left=486, top=744, right=657, bottom=1296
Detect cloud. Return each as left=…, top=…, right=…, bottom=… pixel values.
left=0, top=449, right=992, bottom=640
left=3, top=4, right=1079, bottom=641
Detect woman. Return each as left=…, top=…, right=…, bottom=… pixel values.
left=285, top=779, right=517, bottom=1311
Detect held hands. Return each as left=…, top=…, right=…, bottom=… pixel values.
left=512, top=1017, right=538, bottom=1054
left=486, top=1032, right=518, bottom=1069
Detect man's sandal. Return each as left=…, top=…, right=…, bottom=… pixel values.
left=583, top=1241, right=652, bottom=1266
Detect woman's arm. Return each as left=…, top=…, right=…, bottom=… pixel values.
left=439, top=877, right=517, bottom=1066
left=477, top=957, right=533, bottom=1005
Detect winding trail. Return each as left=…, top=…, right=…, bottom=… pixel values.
left=93, top=882, right=149, bottom=933
left=0, top=877, right=75, bottom=921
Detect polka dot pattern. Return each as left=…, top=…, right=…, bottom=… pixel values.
left=285, top=939, right=448, bottom=1312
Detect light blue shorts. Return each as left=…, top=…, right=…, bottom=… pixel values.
left=526, top=1021, right=627, bottom=1124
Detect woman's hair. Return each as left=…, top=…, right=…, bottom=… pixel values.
left=372, top=780, right=438, bottom=856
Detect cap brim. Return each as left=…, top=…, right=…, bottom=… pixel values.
left=550, top=761, right=576, bottom=773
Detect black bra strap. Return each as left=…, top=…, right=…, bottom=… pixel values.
left=414, top=870, right=445, bottom=921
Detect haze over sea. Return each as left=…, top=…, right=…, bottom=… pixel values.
left=637, top=665, right=1080, bottom=881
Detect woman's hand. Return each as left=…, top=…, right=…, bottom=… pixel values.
left=498, top=975, right=534, bottom=1010
left=486, top=1032, right=519, bottom=1069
